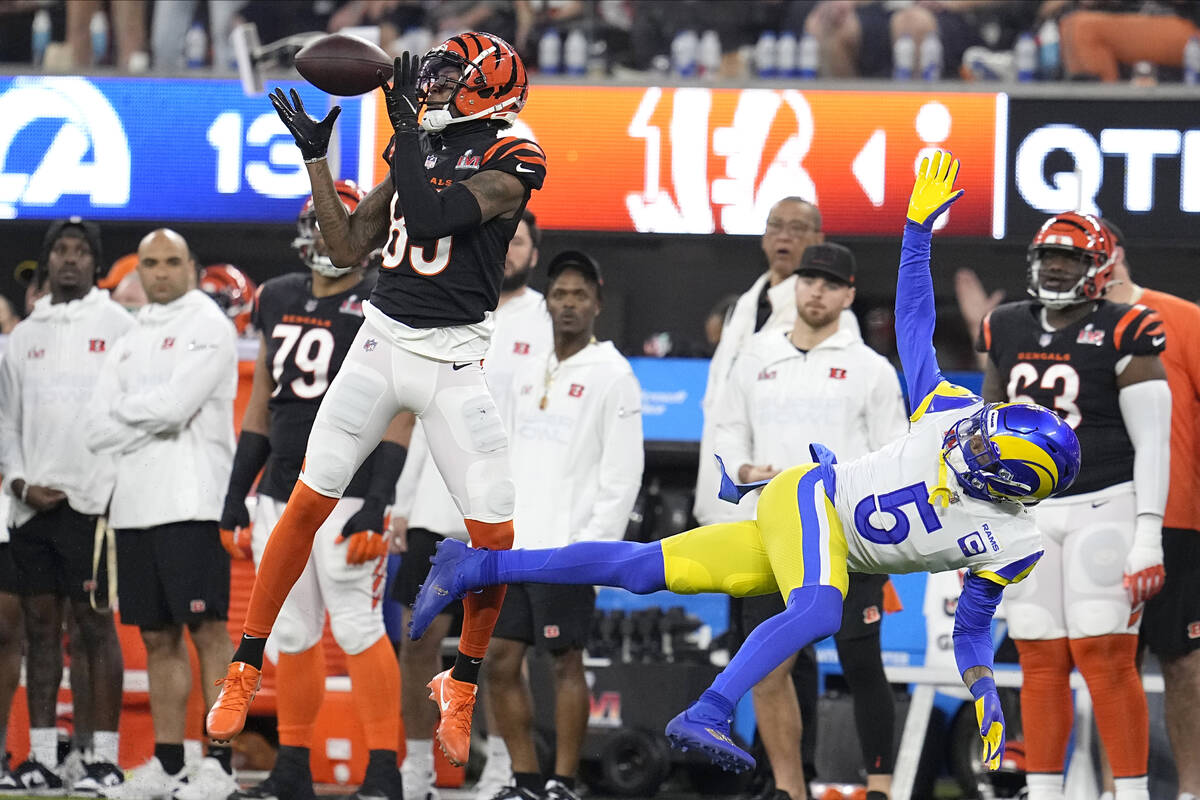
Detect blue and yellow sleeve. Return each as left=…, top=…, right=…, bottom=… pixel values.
left=896, top=222, right=944, bottom=410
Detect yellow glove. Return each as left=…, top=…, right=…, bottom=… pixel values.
left=907, top=149, right=964, bottom=230
left=971, top=676, right=1006, bottom=771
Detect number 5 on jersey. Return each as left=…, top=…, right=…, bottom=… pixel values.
left=382, top=195, right=453, bottom=275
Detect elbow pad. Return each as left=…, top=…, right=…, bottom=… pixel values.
left=1118, top=379, right=1171, bottom=518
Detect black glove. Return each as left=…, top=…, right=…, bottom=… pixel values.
left=269, top=87, right=342, bottom=162
left=378, top=53, right=421, bottom=135
left=220, top=495, right=250, bottom=532
left=336, top=500, right=388, bottom=565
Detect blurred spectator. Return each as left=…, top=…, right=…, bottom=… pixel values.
left=427, top=0, right=515, bottom=43
left=514, top=0, right=585, bottom=67
left=804, top=0, right=983, bottom=78
left=327, top=0, right=427, bottom=50
left=0, top=218, right=132, bottom=794
left=234, top=0, right=341, bottom=47
left=627, top=0, right=793, bottom=72
left=1059, top=0, right=1200, bottom=81
left=86, top=228, right=238, bottom=800
left=0, top=0, right=63, bottom=65
left=66, top=0, right=148, bottom=70
left=151, top=0, right=247, bottom=70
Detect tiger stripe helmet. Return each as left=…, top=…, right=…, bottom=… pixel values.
left=417, top=31, right=529, bottom=132
left=200, top=264, right=256, bottom=335
left=942, top=402, right=1081, bottom=505
left=293, top=179, right=366, bottom=278
left=1026, top=212, right=1114, bottom=309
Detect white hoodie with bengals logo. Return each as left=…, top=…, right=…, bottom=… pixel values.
left=0, top=287, right=134, bottom=527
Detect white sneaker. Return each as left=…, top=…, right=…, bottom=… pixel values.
left=400, top=759, right=439, bottom=800
left=172, top=758, right=237, bottom=800
left=472, top=756, right=512, bottom=800
left=101, top=758, right=184, bottom=800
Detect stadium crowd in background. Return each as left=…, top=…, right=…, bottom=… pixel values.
left=2, top=1, right=1200, bottom=84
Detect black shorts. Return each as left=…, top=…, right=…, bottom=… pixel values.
left=9, top=504, right=107, bottom=602
left=1141, top=528, right=1200, bottom=658
left=116, top=521, right=229, bottom=630
left=742, top=573, right=888, bottom=641
left=0, top=543, right=19, bottom=595
left=391, top=528, right=464, bottom=620
left=492, top=582, right=595, bottom=654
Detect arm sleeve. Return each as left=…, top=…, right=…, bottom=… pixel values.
left=1119, top=379, right=1171, bottom=519
left=388, top=132, right=483, bottom=240
left=0, top=344, right=25, bottom=481
left=224, top=431, right=271, bottom=507
left=866, top=357, right=909, bottom=449
left=85, top=348, right=157, bottom=455
left=710, top=354, right=754, bottom=475
left=895, top=221, right=945, bottom=404
left=363, top=441, right=407, bottom=508
left=114, top=325, right=238, bottom=434
left=574, top=372, right=645, bottom=543
left=953, top=571, right=1005, bottom=677
left=391, top=422, right=429, bottom=519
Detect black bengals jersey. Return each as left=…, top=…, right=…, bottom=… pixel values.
left=372, top=127, right=547, bottom=328
left=253, top=272, right=378, bottom=501
left=979, top=299, right=1165, bottom=496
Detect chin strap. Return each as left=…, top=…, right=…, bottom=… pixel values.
left=929, top=449, right=954, bottom=509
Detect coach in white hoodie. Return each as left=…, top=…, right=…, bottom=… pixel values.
left=487, top=251, right=643, bottom=800
left=0, top=218, right=133, bottom=792
left=86, top=229, right=239, bottom=798
left=712, top=242, right=908, bottom=800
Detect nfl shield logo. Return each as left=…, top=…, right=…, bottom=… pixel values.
left=305, top=299, right=318, bottom=312
left=1039, top=333, right=1052, bottom=347
left=425, top=155, right=438, bottom=169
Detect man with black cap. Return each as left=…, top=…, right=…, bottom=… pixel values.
left=477, top=250, right=643, bottom=800
left=710, top=242, right=907, bottom=800
left=0, top=217, right=133, bottom=793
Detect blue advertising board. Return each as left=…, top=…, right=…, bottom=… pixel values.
left=0, top=75, right=365, bottom=221
left=627, top=356, right=708, bottom=443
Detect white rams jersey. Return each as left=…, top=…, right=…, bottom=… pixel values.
left=832, top=382, right=1044, bottom=584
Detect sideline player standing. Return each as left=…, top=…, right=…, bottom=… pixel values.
left=208, top=33, right=547, bottom=768
left=485, top=251, right=643, bottom=800
left=220, top=183, right=410, bottom=800
left=411, top=151, right=1081, bottom=778
left=712, top=242, right=907, bottom=800
left=979, top=213, right=1168, bottom=800
left=0, top=219, right=132, bottom=793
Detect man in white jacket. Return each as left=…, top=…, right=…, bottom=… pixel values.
left=86, top=229, right=239, bottom=800
left=712, top=243, right=908, bottom=800
left=389, top=210, right=552, bottom=800
left=484, top=250, right=643, bottom=800
left=695, top=197, right=826, bottom=528
left=0, top=218, right=133, bottom=794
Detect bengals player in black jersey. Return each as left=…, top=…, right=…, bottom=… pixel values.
left=210, top=32, right=547, bottom=769
left=217, top=181, right=411, bottom=800
left=978, top=212, right=1170, bottom=800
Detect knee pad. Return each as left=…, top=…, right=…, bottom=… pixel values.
left=329, top=609, right=386, bottom=656
left=273, top=610, right=324, bottom=655
left=1006, top=599, right=1064, bottom=640
left=463, top=457, right=515, bottom=521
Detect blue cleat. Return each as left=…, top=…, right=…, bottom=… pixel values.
left=409, top=538, right=487, bottom=640
left=664, top=704, right=755, bottom=774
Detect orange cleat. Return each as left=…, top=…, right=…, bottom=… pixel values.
left=427, top=669, right=477, bottom=766
left=206, top=661, right=262, bottom=742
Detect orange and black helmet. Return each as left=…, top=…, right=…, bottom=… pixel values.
left=200, top=264, right=256, bottom=335
left=417, top=32, right=528, bottom=132
left=1026, top=211, right=1114, bottom=309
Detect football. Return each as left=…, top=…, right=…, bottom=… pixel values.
left=294, top=33, right=393, bottom=97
